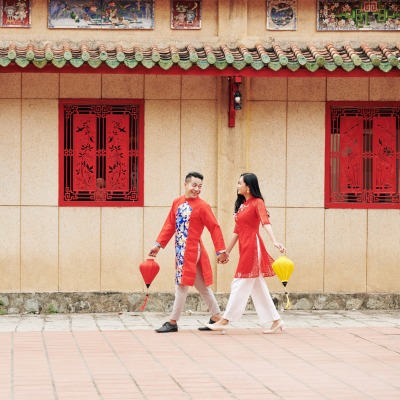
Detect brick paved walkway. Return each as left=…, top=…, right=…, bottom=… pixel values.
left=0, top=311, right=399, bottom=399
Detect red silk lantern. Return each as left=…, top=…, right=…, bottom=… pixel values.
left=139, top=259, right=160, bottom=311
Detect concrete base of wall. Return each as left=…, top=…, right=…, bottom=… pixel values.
left=1, top=292, right=400, bottom=314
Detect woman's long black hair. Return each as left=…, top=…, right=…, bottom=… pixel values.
left=234, top=173, right=264, bottom=213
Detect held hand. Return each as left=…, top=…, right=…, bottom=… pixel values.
left=217, top=252, right=228, bottom=264
left=148, top=245, right=160, bottom=258
left=274, top=242, right=285, bottom=253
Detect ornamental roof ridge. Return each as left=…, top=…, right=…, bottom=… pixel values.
left=0, top=40, right=399, bottom=74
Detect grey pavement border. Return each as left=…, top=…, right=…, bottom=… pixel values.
left=1, top=310, right=400, bottom=332
left=1, top=291, right=400, bottom=315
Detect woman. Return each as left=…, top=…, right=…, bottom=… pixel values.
left=206, top=173, right=285, bottom=334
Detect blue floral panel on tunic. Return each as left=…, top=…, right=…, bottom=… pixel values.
left=175, top=202, right=192, bottom=284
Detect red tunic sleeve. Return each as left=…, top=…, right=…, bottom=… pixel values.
left=255, top=199, right=270, bottom=225
left=233, top=216, right=239, bottom=234
left=156, top=197, right=181, bottom=248
left=200, top=202, right=226, bottom=253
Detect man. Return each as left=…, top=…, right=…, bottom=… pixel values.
left=148, top=172, right=228, bottom=333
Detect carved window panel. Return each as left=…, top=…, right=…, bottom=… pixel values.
left=326, top=102, right=400, bottom=208
left=59, top=99, right=144, bottom=206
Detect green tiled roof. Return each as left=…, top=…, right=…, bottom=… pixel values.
left=0, top=41, right=399, bottom=73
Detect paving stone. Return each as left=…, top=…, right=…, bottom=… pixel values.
left=1, top=310, right=400, bottom=399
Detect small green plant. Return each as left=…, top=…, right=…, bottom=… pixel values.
left=47, top=304, right=58, bottom=314
left=0, top=300, right=6, bottom=315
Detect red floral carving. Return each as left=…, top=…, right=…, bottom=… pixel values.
left=60, top=100, right=143, bottom=206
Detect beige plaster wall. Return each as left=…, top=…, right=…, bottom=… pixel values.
left=0, top=73, right=222, bottom=293
left=0, top=73, right=400, bottom=295
left=0, top=97, right=21, bottom=206
left=59, top=207, right=101, bottom=291
left=2, top=0, right=397, bottom=46
left=21, top=206, right=59, bottom=291
left=0, top=1, right=399, bottom=299
left=325, top=209, right=367, bottom=292
left=286, top=208, right=325, bottom=293
left=101, top=208, right=144, bottom=292
left=21, top=99, right=59, bottom=206
left=367, top=210, right=400, bottom=293
left=0, top=207, right=20, bottom=292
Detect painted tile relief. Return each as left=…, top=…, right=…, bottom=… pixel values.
left=171, top=0, right=201, bottom=29
left=317, top=0, right=400, bottom=30
left=267, top=0, right=297, bottom=30
left=48, top=0, right=154, bottom=29
left=1, top=0, right=31, bottom=27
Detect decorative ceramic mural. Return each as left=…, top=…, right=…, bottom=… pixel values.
left=267, top=0, right=297, bottom=30
left=48, top=0, right=154, bottom=29
left=1, top=0, right=31, bottom=27
left=317, top=0, right=400, bottom=30
left=171, top=0, right=201, bottom=29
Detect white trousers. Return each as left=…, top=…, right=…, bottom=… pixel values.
left=170, top=246, right=220, bottom=321
left=223, top=236, right=280, bottom=324
left=223, top=276, right=280, bottom=323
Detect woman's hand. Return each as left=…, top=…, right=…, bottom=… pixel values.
left=217, top=252, right=228, bottom=264
left=274, top=242, right=285, bottom=253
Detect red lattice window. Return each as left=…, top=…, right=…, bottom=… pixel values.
left=326, top=102, right=400, bottom=208
left=59, top=99, right=144, bottom=206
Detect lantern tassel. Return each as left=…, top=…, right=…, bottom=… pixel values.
left=139, top=294, right=149, bottom=311
left=284, top=291, right=292, bottom=310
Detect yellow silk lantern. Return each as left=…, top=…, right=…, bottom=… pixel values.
left=272, top=256, right=295, bottom=310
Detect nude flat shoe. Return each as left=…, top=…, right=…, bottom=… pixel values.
left=204, top=322, right=227, bottom=331
left=263, top=320, right=285, bottom=334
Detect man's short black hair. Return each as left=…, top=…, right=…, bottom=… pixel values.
left=185, top=171, right=204, bottom=182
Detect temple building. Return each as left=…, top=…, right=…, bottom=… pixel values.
left=0, top=0, right=399, bottom=312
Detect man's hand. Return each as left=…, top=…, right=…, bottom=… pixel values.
left=217, top=252, right=228, bottom=264
left=148, top=245, right=161, bottom=258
